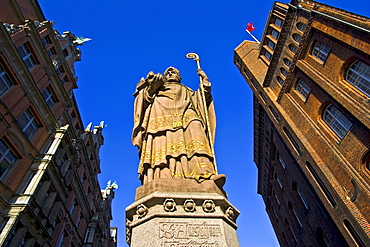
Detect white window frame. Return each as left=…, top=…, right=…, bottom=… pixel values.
left=323, top=105, right=352, bottom=139
left=17, top=109, right=40, bottom=139
left=346, top=60, right=370, bottom=97
left=42, top=87, right=56, bottom=108
left=295, top=79, right=311, bottom=100
left=312, top=41, right=330, bottom=63
left=17, top=44, right=36, bottom=70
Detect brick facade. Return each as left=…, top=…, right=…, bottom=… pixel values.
left=0, top=1, right=116, bottom=246
left=235, top=0, right=369, bottom=246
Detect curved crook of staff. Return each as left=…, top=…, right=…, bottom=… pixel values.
left=186, top=52, right=218, bottom=175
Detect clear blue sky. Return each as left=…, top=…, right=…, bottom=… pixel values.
left=38, top=1, right=369, bottom=246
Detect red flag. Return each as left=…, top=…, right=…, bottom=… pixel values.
left=246, top=22, right=255, bottom=32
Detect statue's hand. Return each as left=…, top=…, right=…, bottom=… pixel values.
left=146, top=72, right=164, bottom=96
left=196, top=68, right=210, bottom=87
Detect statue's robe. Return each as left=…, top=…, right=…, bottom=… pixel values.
left=132, top=81, right=216, bottom=184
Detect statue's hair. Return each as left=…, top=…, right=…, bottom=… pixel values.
left=163, top=66, right=182, bottom=82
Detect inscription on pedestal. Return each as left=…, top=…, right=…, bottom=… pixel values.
left=159, top=221, right=221, bottom=246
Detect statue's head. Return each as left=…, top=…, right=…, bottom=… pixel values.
left=163, top=66, right=182, bottom=83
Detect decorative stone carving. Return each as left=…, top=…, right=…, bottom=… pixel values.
left=136, top=204, right=148, bottom=218
left=163, top=198, right=176, bottom=212
left=183, top=199, right=196, bottom=212
left=226, top=207, right=235, bottom=221
left=202, top=200, right=215, bottom=213
left=126, top=219, right=132, bottom=244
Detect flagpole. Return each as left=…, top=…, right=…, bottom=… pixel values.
left=246, top=29, right=260, bottom=43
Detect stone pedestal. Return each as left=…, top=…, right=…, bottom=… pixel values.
left=125, top=179, right=240, bottom=247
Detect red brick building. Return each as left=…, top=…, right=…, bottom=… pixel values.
left=234, top=0, right=369, bottom=246
left=0, top=0, right=116, bottom=246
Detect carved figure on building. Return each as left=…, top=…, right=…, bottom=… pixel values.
left=132, top=64, right=225, bottom=186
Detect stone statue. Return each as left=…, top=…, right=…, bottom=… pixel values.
left=132, top=66, right=225, bottom=186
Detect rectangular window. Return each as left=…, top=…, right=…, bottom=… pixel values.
left=55, top=66, right=64, bottom=76
left=57, top=233, right=65, bottom=247
left=0, top=139, right=17, bottom=177
left=61, top=75, right=69, bottom=85
left=312, top=41, right=330, bottom=63
left=271, top=29, right=279, bottom=39
left=17, top=43, right=36, bottom=70
left=0, top=63, right=14, bottom=96
left=264, top=50, right=272, bottom=60
left=46, top=47, right=57, bottom=57
left=274, top=193, right=281, bottom=205
left=17, top=109, right=40, bottom=139
left=41, top=36, right=52, bottom=47
left=276, top=176, right=283, bottom=189
left=295, top=79, right=311, bottom=100
left=293, top=209, right=303, bottom=228
left=272, top=207, right=279, bottom=220
left=42, top=87, right=56, bottom=108
left=268, top=40, right=276, bottom=50
left=278, top=153, right=286, bottom=169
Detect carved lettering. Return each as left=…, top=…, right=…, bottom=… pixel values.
left=159, top=222, right=221, bottom=240
left=163, top=240, right=219, bottom=247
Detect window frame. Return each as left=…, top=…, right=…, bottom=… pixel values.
left=323, top=104, right=352, bottom=139
left=0, top=63, right=14, bottom=96
left=17, top=43, right=37, bottom=70
left=17, top=108, right=40, bottom=139
left=345, top=60, right=370, bottom=97
left=295, top=79, right=311, bottom=101
left=271, top=29, right=279, bottom=39
left=312, top=41, right=331, bottom=63
left=0, top=139, right=18, bottom=177
left=42, top=87, right=56, bottom=108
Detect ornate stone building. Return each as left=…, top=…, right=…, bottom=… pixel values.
left=0, top=0, right=116, bottom=246
left=234, top=0, right=369, bottom=246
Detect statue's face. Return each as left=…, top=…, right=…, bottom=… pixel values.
left=164, top=69, right=181, bottom=82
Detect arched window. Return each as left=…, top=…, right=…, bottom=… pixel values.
left=323, top=105, right=352, bottom=139
left=312, top=41, right=330, bottom=63
left=283, top=58, right=292, bottom=67
left=292, top=33, right=302, bottom=43
left=280, top=67, right=288, bottom=77
left=296, top=22, right=307, bottom=32
left=288, top=44, right=298, bottom=53
left=346, top=60, right=370, bottom=97
left=277, top=76, right=284, bottom=85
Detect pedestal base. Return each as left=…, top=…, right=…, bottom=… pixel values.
left=126, top=179, right=240, bottom=247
